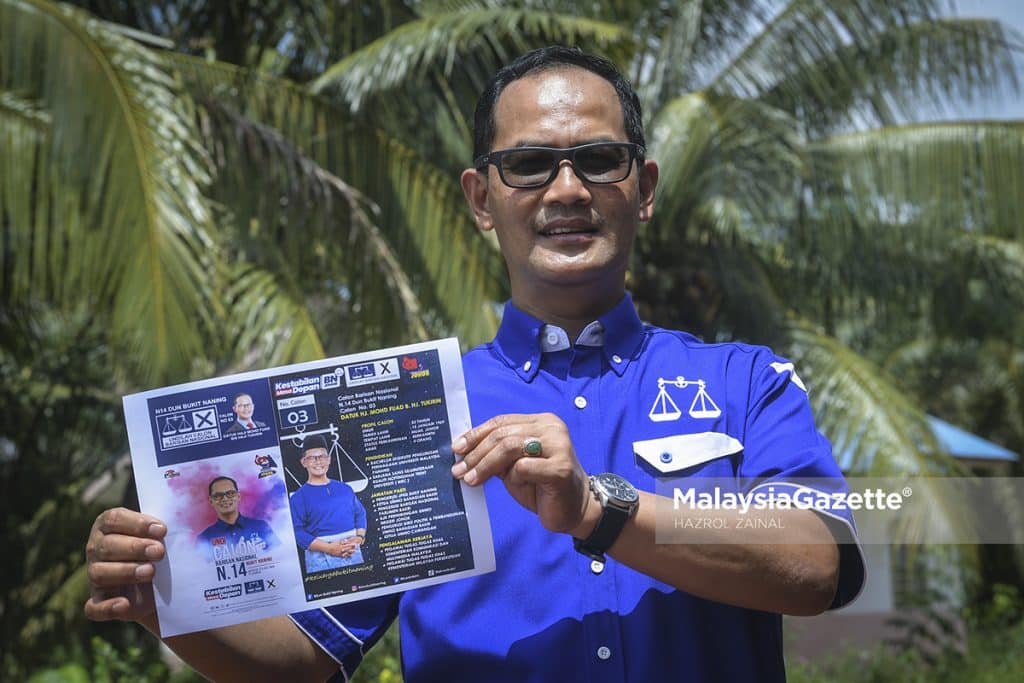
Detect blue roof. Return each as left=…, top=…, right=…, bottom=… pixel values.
left=833, top=416, right=1018, bottom=472
left=926, top=416, right=1018, bottom=462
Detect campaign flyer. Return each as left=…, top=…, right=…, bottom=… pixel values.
left=123, top=339, right=494, bottom=637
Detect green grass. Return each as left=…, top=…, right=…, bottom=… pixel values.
left=789, top=619, right=1024, bottom=683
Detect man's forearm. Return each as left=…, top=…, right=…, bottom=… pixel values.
left=602, top=491, right=840, bottom=616
left=141, top=613, right=336, bottom=683
left=308, top=538, right=333, bottom=554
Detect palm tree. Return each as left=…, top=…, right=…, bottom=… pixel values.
left=0, top=0, right=628, bottom=674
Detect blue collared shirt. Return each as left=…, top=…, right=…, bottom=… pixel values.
left=197, top=514, right=279, bottom=552
left=290, top=480, right=368, bottom=549
left=291, top=295, right=865, bottom=682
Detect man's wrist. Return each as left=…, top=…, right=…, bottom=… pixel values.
left=569, top=484, right=602, bottom=539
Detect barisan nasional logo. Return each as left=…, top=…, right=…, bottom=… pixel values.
left=648, top=376, right=721, bottom=422
left=344, top=357, right=400, bottom=387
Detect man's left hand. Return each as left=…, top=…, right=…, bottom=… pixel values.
left=452, top=413, right=594, bottom=536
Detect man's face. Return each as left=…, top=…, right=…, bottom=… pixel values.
left=462, top=68, right=657, bottom=293
left=301, top=447, right=331, bottom=477
left=233, top=395, right=254, bottom=422
left=209, top=479, right=240, bottom=519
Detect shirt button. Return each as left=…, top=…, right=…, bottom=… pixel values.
left=597, top=646, right=611, bottom=660
left=574, top=396, right=587, bottom=409
left=523, top=360, right=532, bottom=372
left=612, top=354, right=622, bottom=364
left=590, top=559, right=604, bottom=574
left=546, top=332, right=559, bottom=345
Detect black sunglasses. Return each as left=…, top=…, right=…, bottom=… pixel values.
left=474, top=142, right=644, bottom=189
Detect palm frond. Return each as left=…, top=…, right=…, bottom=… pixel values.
left=0, top=89, right=50, bottom=304
left=633, top=240, right=788, bottom=345
left=784, top=320, right=973, bottom=544
left=952, top=233, right=1024, bottom=303
left=708, top=0, right=1017, bottom=124
left=221, top=265, right=326, bottom=370
left=762, top=18, right=1021, bottom=133
left=637, top=1, right=703, bottom=115
left=168, top=53, right=505, bottom=347
left=0, top=89, right=50, bottom=128
left=310, top=9, right=632, bottom=109
left=810, top=121, right=1024, bottom=241
left=785, top=320, right=953, bottom=475
left=197, top=99, right=430, bottom=353
left=780, top=121, right=1024, bottom=319
left=648, top=91, right=802, bottom=244
left=0, top=0, right=219, bottom=385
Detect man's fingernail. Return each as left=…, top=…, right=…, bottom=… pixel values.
left=144, top=544, right=162, bottom=560
left=453, top=436, right=467, bottom=453
left=134, top=563, right=154, bottom=579
left=148, top=523, right=166, bottom=537
left=464, top=470, right=478, bottom=485
left=451, top=462, right=467, bottom=477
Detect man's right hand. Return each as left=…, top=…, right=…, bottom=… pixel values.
left=84, top=507, right=167, bottom=624
left=324, top=540, right=354, bottom=558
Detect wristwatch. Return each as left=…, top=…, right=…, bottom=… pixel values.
left=573, top=473, right=639, bottom=562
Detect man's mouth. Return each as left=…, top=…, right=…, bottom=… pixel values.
left=539, top=221, right=597, bottom=237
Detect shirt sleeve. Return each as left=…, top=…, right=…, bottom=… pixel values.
left=289, top=487, right=316, bottom=549
left=290, top=594, right=400, bottom=679
left=738, top=351, right=866, bottom=609
left=351, top=488, right=367, bottom=530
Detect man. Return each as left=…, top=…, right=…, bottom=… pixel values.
left=225, top=393, right=266, bottom=433
left=85, top=46, right=864, bottom=681
left=197, top=476, right=279, bottom=556
left=289, top=436, right=368, bottom=571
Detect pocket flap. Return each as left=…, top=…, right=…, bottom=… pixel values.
left=633, top=432, right=743, bottom=474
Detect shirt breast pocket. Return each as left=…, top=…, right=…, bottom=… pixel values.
left=633, top=432, right=743, bottom=478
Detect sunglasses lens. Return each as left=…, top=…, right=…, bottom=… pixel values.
left=575, top=145, right=631, bottom=182
left=499, top=149, right=557, bottom=187
left=494, top=144, right=634, bottom=188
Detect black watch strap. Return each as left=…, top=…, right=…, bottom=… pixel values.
left=573, top=502, right=631, bottom=562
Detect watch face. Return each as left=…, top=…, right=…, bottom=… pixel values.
left=595, top=473, right=639, bottom=503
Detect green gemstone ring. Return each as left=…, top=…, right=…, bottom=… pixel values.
left=523, top=438, right=543, bottom=457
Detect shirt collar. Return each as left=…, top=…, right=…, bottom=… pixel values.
left=493, top=293, right=645, bottom=381
left=217, top=515, right=246, bottom=529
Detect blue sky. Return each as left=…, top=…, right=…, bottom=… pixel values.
left=957, top=0, right=1024, bottom=118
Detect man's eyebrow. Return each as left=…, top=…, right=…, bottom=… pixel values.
left=507, top=136, right=622, bottom=148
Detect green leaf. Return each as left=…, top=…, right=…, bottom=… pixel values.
left=310, top=8, right=631, bottom=109
left=0, top=0, right=219, bottom=385
left=784, top=320, right=975, bottom=544
left=169, top=53, right=505, bottom=348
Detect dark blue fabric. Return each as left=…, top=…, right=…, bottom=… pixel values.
left=196, top=514, right=279, bottom=550
left=292, top=294, right=865, bottom=682
left=289, top=480, right=368, bottom=549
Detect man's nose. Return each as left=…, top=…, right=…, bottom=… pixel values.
left=544, top=161, right=591, bottom=204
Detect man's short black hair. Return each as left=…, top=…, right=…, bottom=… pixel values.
left=472, top=45, right=645, bottom=163
left=208, top=475, right=238, bottom=497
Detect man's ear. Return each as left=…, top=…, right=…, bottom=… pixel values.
left=638, top=159, right=659, bottom=223
left=460, top=167, right=494, bottom=232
